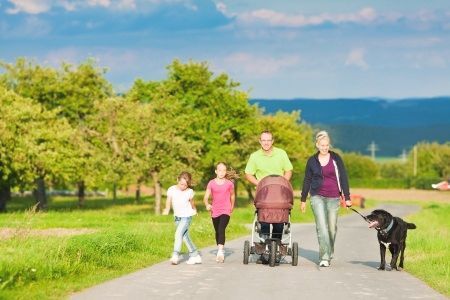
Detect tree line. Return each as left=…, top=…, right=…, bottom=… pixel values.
left=1, top=58, right=448, bottom=213
left=0, top=58, right=314, bottom=213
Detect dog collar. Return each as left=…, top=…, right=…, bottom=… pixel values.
left=379, top=219, right=394, bottom=234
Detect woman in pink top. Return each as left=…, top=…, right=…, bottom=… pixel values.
left=203, top=162, right=238, bottom=263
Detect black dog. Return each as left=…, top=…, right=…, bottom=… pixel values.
left=366, top=209, right=416, bottom=271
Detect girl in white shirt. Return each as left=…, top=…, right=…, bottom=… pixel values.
left=163, top=171, right=202, bottom=265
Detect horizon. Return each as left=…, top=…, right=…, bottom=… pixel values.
left=1, top=1, right=450, bottom=99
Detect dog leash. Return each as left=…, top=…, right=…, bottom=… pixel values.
left=349, top=207, right=370, bottom=223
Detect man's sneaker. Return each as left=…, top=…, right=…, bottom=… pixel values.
left=170, top=254, right=179, bottom=265
left=319, top=260, right=330, bottom=267
left=186, top=255, right=202, bottom=265
left=216, top=250, right=225, bottom=263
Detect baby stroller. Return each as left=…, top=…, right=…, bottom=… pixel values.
left=243, top=175, right=299, bottom=267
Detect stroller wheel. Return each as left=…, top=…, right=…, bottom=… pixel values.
left=291, top=242, right=299, bottom=266
left=269, top=240, right=277, bottom=267
left=243, top=240, right=250, bottom=265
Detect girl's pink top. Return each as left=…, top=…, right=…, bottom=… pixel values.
left=207, top=179, right=234, bottom=218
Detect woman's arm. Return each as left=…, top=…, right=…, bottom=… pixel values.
left=337, top=155, right=351, bottom=201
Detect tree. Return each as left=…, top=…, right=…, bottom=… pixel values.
left=0, top=87, right=76, bottom=210
left=128, top=60, right=260, bottom=213
left=127, top=80, right=202, bottom=213
left=0, top=58, right=112, bottom=121
left=0, top=58, right=113, bottom=206
left=85, top=97, right=146, bottom=200
left=407, top=142, right=450, bottom=179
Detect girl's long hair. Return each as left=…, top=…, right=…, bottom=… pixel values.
left=177, top=171, right=193, bottom=187
left=216, top=162, right=239, bottom=181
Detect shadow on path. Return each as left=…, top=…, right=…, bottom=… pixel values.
left=348, top=260, right=380, bottom=269
left=299, top=247, right=319, bottom=264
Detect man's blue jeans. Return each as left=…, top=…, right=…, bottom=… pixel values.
left=310, top=195, right=340, bottom=262
left=173, top=216, right=198, bottom=257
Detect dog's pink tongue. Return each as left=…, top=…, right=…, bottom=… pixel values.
left=368, top=221, right=379, bottom=228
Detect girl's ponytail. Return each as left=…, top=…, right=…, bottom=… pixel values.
left=216, top=162, right=239, bottom=181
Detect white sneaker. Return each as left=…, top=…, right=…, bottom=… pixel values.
left=216, top=250, right=225, bottom=263
left=186, top=255, right=202, bottom=265
left=319, top=260, right=330, bottom=267
left=170, top=254, right=179, bottom=265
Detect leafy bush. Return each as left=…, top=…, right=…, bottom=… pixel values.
left=379, top=161, right=408, bottom=179
left=342, top=152, right=379, bottom=179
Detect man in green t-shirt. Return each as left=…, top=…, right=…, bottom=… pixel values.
left=245, top=130, right=293, bottom=244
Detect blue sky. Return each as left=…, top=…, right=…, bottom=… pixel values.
left=1, top=0, right=450, bottom=99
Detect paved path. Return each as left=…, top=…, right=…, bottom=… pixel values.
left=71, top=204, right=446, bottom=300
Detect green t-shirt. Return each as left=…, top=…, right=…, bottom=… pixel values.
left=245, top=147, right=293, bottom=180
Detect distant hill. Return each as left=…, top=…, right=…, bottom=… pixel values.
left=249, top=97, right=450, bottom=156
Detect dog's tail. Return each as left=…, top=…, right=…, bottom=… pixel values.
left=407, top=222, right=416, bottom=229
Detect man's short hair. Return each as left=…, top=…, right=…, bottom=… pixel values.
left=260, top=130, right=273, bottom=138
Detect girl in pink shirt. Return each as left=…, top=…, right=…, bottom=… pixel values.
left=203, top=162, right=238, bottom=263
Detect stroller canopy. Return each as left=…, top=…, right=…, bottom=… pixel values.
left=254, top=175, right=293, bottom=223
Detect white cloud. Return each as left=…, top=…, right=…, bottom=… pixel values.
left=345, top=48, right=369, bottom=70
left=60, top=1, right=77, bottom=11
left=87, top=0, right=111, bottom=8
left=237, top=7, right=377, bottom=28
left=216, top=2, right=226, bottom=14
left=117, top=0, right=136, bottom=10
left=6, top=0, right=52, bottom=14
left=223, top=52, right=300, bottom=76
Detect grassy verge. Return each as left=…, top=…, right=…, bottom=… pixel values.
left=404, top=202, right=449, bottom=296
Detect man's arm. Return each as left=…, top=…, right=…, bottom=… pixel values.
left=283, top=170, right=292, bottom=181
left=245, top=173, right=259, bottom=186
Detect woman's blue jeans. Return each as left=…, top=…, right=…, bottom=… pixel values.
left=310, top=195, right=340, bottom=262
left=173, top=216, right=198, bottom=257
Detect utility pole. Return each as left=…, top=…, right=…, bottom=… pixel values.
left=367, top=141, right=379, bottom=161
left=400, top=149, right=407, bottom=163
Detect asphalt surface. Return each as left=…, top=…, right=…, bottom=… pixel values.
left=71, top=204, right=447, bottom=300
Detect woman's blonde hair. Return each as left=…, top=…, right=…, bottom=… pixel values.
left=315, top=130, right=331, bottom=147
left=216, top=162, right=240, bottom=180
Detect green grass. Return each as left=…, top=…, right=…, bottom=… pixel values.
left=0, top=195, right=446, bottom=299
left=1, top=194, right=311, bottom=299
left=405, top=202, right=450, bottom=296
